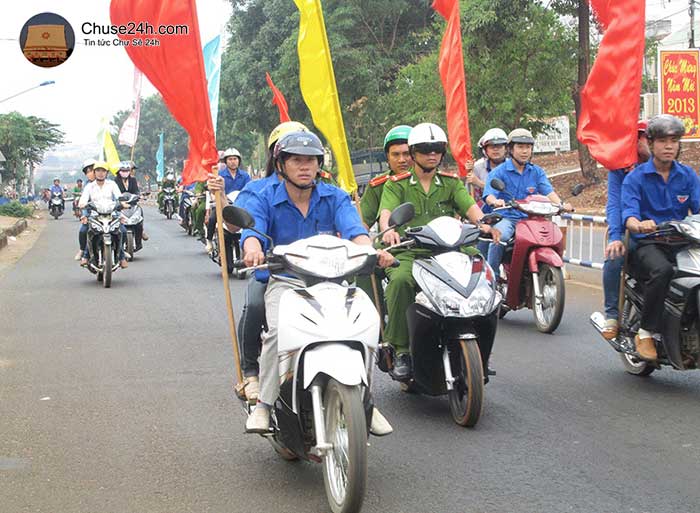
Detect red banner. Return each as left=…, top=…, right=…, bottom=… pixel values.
left=659, top=50, right=700, bottom=139
left=265, top=72, right=291, bottom=123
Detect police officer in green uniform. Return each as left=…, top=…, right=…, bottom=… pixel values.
left=158, top=172, right=178, bottom=213
left=192, top=180, right=207, bottom=239
left=378, top=123, right=500, bottom=380
left=357, top=125, right=413, bottom=307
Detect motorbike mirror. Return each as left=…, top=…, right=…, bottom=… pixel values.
left=222, top=205, right=254, bottom=228
left=479, top=212, right=502, bottom=225
left=571, top=183, right=585, bottom=197
left=388, top=203, right=415, bottom=228
left=490, top=178, right=506, bottom=192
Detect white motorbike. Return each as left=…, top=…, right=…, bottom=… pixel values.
left=224, top=205, right=402, bottom=513
left=49, top=192, right=64, bottom=219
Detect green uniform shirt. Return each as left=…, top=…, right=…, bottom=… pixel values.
left=379, top=168, right=475, bottom=231
left=360, top=171, right=393, bottom=227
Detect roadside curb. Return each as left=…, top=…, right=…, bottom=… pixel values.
left=0, top=218, right=29, bottom=251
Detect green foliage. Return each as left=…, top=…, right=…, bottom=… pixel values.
left=0, top=112, right=65, bottom=184
left=0, top=200, right=33, bottom=218
left=111, top=95, right=188, bottom=181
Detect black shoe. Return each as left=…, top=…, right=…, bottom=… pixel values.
left=390, top=353, right=412, bottom=381
left=135, top=243, right=143, bottom=252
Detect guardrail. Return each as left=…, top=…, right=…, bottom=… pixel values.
left=559, top=213, right=608, bottom=270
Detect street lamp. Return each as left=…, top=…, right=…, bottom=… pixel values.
left=0, top=80, right=55, bottom=104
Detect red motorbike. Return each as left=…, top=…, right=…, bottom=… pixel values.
left=489, top=179, right=583, bottom=333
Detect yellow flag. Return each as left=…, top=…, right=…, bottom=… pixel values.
left=103, top=129, right=121, bottom=175
left=294, top=0, right=356, bottom=193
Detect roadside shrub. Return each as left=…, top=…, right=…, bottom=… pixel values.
left=0, top=201, right=33, bottom=218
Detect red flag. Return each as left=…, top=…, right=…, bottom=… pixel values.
left=433, top=0, right=472, bottom=177
left=110, top=0, right=217, bottom=185
left=265, top=72, right=291, bottom=123
left=577, top=0, right=645, bottom=170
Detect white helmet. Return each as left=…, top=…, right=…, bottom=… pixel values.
left=220, top=148, right=242, bottom=162
left=408, top=123, right=448, bottom=147
left=82, top=158, right=96, bottom=171
left=478, top=128, right=508, bottom=149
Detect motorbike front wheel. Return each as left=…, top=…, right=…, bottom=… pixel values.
left=103, top=243, right=112, bottom=288
left=447, top=339, right=484, bottom=427
left=533, top=263, right=565, bottom=333
left=322, top=379, right=367, bottom=513
left=166, top=203, right=172, bottom=220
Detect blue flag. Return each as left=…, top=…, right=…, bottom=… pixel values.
left=156, top=132, right=164, bottom=181
left=203, top=35, right=222, bottom=136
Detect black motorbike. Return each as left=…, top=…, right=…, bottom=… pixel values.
left=591, top=215, right=700, bottom=376
left=162, top=187, right=177, bottom=219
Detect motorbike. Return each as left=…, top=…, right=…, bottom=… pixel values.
left=121, top=193, right=144, bottom=261
left=591, top=215, right=700, bottom=376
left=223, top=204, right=399, bottom=513
left=162, top=186, right=177, bottom=219
left=84, top=195, right=132, bottom=288
left=49, top=192, right=64, bottom=219
left=488, top=179, right=583, bottom=333
left=378, top=204, right=502, bottom=427
left=209, top=190, right=244, bottom=278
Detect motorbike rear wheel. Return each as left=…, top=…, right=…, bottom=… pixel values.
left=533, top=263, right=565, bottom=333
left=103, top=243, right=112, bottom=288
left=447, top=339, right=484, bottom=427
left=619, top=352, right=655, bottom=376
left=322, top=379, right=367, bottom=513
left=126, top=232, right=135, bottom=262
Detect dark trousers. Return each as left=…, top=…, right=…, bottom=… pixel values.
left=206, top=214, right=217, bottom=241
left=237, top=277, right=267, bottom=377
left=632, top=241, right=684, bottom=332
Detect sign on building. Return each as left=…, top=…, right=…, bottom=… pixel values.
left=658, top=49, right=700, bottom=140
left=533, top=116, right=571, bottom=153
left=23, top=24, right=68, bottom=67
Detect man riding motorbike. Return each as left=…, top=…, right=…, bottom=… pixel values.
left=75, top=159, right=97, bottom=261
left=601, top=120, right=650, bottom=340
left=378, top=122, right=499, bottom=380
left=49, top=177, right=65, bottom=211
left=116, top=161, right=147, bottom=251
left=78, top=162, right=128, bottom=269
left=622, top=114, right=700, bottom=361
left=217, top=130, right=395, bottom=435
left=469, top=128, right=508, bottom=205
left=482, top=128, right=571, bottom=281
left=158, top=171, right=178, bottom=213
left=204, top=148, right=251, bottom=254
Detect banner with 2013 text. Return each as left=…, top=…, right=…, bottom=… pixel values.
left=659, top=49, right=700, bottom=140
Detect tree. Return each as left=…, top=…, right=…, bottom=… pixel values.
left=0, top=112, right=65, bottom=185
left=111, top=95, right=188, bottom=182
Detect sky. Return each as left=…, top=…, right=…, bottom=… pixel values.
left=0, top=0, right=231, bottom=153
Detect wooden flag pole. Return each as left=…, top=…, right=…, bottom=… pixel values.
left=213, top=167, right=243, bottom=383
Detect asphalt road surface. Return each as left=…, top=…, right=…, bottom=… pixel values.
left=2, top=206, right=699, bottom=513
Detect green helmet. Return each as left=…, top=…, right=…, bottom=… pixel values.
left=383, top=125, right=412, bottom=153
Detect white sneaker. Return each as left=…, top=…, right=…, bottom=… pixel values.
left=245, top=405, right=270, bottom=433
left=205, top=240, right=214, bottom=254
left=369, top=407, right=393, bottom=436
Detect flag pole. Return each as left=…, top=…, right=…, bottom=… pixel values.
left=213, top=166, right=243, bottom=383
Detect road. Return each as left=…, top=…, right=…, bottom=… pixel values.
left=1, top=206, right=699, bottom=513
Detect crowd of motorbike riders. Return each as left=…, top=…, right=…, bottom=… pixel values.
left=66, top=113, right=699, bottom=433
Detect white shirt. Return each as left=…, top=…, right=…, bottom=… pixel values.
left=78, top=179, right=122, bottom=208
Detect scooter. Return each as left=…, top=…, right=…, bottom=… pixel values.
left=591, top=216, right=700, bottom=376
left=49, top=192, right=64, bottom=219
left=121, top=193, right=144, bottom=261
left=224, top=204, right=400, bottom=513
left=209, top=190, right=244, bottom=278
left=488, top=179, right=583, bottom=333
left=378, top=204, right=502, bottom=427
left=84, top=195, right=133, bottom=288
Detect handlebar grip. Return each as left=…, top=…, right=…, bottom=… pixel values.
left=232, top=259, right=246, bottom=269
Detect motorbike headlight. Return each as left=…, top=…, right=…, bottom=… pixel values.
left=286, top=246, right=368, bottom=279
left=129, top=214, right=143, bottom=224
left=89, top=219, right=102, bottom=231
left=521, top=201, right=557, bottom=216
left=415, top=265, right=500, bottom=318
left=109, top=219, right=122, bottom=231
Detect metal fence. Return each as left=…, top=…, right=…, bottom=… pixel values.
left=559, top=213, right=608, bottom=270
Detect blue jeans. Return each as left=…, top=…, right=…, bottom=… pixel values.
left=487, top=218, right=518, bottom=279
left=603, top=255, right=624, bottom=320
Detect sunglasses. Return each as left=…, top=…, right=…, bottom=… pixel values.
left=413, top=142, right=446, bottom=154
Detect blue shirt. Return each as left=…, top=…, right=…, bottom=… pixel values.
left=482, top=159, right=554, bottom=220
left=50, top=185, right=63, bottom=195
left=606, top=168, right=628, bottom=242
left=241, top=181, right=368, bottom=282
left=234, top=173, right=280, bottom=211
left=220, top=167, right=251, bottom=195
left=622, top=159, right=700, bottom=240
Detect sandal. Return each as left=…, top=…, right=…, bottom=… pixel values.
left=234, top=376, right=259, bottom=404
left=602, top=319, right=618, bottom=341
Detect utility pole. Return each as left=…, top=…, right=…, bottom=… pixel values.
left=575, top=0, right=598, bottom=183
left=691, top=0, right=696, bottom=48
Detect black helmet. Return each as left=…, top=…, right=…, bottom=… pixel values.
left=274, top=130, right=324, bottom=165
left=646, top=114, right=685, bottom=141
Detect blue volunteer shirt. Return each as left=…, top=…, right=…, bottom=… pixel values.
left=241, top=180, right=368, bottom=282
left=622, top=159, right=700, bottom=240
left=220, top=167, right=251, bottom=195
left=50, top=185, right=63, bottom=195
left=234, top=173, right=280, bottom=211
left=482, top=158, right=554, bottom=220
left=606, top=168, right=628, bottom=243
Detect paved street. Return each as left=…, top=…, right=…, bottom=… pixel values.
left=1, top=206, right=699, bottom=513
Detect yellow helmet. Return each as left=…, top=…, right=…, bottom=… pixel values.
left=267, top=121, right=309, bottom=149
left=92, top=161, right=110, bottom=171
